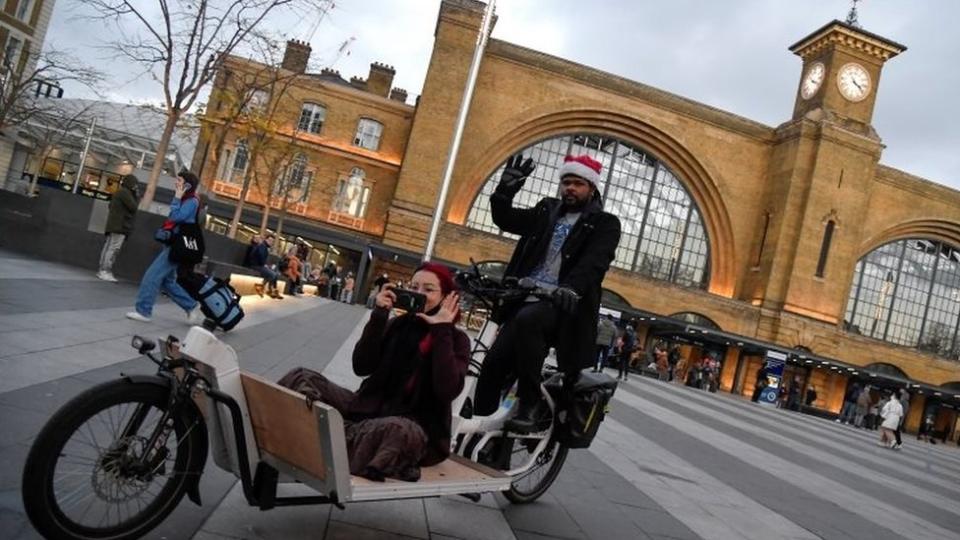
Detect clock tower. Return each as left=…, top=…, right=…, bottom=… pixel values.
left=746, top=14, right=908, bottom=346
left=790, top=19, right=906, bottom=127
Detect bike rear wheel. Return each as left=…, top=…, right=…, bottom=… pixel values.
left=503, top=437, right=568, bottom=504
left=22, top=380, right=203, bottom=540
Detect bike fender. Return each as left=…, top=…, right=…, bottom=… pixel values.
left=120, top=373, right=209, bottom=506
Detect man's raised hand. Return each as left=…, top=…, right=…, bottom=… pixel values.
left=496, top=153, right=536, bottom=196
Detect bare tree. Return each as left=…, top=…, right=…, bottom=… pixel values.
left=77, top=0, right=334, bottom=209
left=0, top=48, right=103, bottom=134
left=197, top=35, right=304, bottom=239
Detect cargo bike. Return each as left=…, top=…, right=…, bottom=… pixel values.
left=21, top=270, right=618, bottom=540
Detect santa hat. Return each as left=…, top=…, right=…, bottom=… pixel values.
left=558, top=154, right=603, bottom=188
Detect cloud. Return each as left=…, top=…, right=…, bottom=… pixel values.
left=45, top=0, right=960, bottom=190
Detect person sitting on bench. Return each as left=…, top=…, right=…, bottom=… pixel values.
left=278, top=263, right=469, bottom=482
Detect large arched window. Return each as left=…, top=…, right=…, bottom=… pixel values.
left=466, top=134, right=710, bottom=288
left=844, top=238, right=960, bottom=360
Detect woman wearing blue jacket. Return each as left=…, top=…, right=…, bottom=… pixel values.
left=125, top=172, right=203, bottom=323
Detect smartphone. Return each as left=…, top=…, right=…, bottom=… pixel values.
left=392, top=288, right=426, bottom=313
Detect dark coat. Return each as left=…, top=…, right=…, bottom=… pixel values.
left=490, top=190, right=621, bottom=373
left=104, top=176, right=139, bottom=235
left=350, top=308, right=471, bottom=465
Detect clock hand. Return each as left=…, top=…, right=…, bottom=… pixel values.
left=852, top=79, right=863, bottom=91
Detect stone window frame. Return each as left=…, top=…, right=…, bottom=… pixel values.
left=297, top=102, right=327, bottom=134
left=353, top=118, right=383, bottom=151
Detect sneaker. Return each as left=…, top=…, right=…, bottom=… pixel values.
left=96, top=271, right=118, bottom=282
left=892, top=443, right=902, bottom=451
left=187, top=305, right=204, bottom=325
left=126, top=311, right=152, bottom=323
left=834, top=419, right=841, bottom=423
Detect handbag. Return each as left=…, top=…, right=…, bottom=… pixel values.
left=168, top=222, right=205, bottom=265
left=154, top=224, right=173, bottom=244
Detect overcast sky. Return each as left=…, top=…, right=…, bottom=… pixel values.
left=48, top=0, right=960, bottom=191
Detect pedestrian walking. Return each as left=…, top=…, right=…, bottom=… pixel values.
left=892, top=388, right=909, bottom=450
left=97, top=174, right=139, bottom=282
left=836, top=382, right=860, bottom=424
left=282, top=246, right=301, bottom=296
left=340, top=272, right=355, bottom=303
left=618, top=322, right=636, bottom=381
left=878, top=391, right=903, bottom=448
left=125, top=171, right=204, bottom=323
left=594, top=314, right=617, bottom=372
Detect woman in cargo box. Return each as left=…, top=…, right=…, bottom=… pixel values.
left=278, top=262, right=469, bottom=482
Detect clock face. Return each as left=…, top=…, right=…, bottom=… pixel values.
left=800, top=62, right=825, bottom=100
left=836, top=63, right=871, bottom=102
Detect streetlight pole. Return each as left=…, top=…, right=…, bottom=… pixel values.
left=71, top=117, right=97, bottom=194
left=423, top=0, right=496, bottom=261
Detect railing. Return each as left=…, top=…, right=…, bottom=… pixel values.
left=326, top=211, right=364, bottom=230
left=212, top=180, right=242, bottom=198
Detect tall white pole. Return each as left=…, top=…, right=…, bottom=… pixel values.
left=71, top=117, right=97, bottom=194
left=423, top=0, right=496, bottom=261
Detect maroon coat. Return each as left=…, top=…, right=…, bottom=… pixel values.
left=349, top=307, right=471, bottom=464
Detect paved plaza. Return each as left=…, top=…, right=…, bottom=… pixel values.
left=1, top=250, right=959, bottom=540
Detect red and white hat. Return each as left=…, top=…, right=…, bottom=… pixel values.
left=558, top=154, right=602, bottom=188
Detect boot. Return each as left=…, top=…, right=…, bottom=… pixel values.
left=505, top=400, right=550, bottom=433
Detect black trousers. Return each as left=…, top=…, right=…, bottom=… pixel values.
left=618, top=351, right=630, bottom=379
left=474, top=301, right=558, bottom=416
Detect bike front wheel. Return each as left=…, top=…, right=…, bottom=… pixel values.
left=503, top=437, right=568, bottom=504
left=22, top=379, right=204, bottom=540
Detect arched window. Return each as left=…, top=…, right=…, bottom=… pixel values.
left=844, top=238, right=960, bottom=360
left=218, top=140, right=248, bottom=183
left=669, top=312, right=721, bottom=330
left=334, top=167, right=371, bottom=218
left=863, top=363, right=910, bottom=379
left=278, top=153, right=311, bottom=202
left=466, top=134, right=711, bottom=288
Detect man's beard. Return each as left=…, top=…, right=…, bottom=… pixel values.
left=561, top=194, right=589, bottom=212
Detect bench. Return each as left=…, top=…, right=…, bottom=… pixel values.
left=204, top=260, right=318, bottom=297
left=237, top=371, right=511, bottom=502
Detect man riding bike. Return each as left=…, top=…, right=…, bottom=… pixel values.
left=473, top=153, right=622, bottom=432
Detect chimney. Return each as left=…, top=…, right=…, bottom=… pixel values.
left=281, top=39, right=311, bottom=73
left=389, top=87, right=408, bottom=104
left=349, top=76, right=367, bottom=91
left=367, top=62, right=395, bottom=98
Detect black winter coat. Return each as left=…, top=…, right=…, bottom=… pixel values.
left=490, top=189, right=621, bottom=373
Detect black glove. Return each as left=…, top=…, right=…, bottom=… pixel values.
left=495, top=153, right=536, bottom=197
left=552, top=286, right=580, bottom=315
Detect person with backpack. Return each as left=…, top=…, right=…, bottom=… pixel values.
left=125, top=171, right=204, bottom=323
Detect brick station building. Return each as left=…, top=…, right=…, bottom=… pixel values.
left=194, top=0, right=960, bottom=438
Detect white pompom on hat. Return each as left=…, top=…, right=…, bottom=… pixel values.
left=558, top=154, right=603, bottom=188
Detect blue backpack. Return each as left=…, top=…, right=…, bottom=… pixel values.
left=178, top=271, right=244, bottom=331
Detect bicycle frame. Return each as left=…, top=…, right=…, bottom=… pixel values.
left=450, top=313, right=558, bottom=477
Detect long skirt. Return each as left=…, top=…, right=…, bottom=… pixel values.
left=277, top=367, right=428, bottom=482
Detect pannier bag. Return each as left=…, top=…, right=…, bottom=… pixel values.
left=547, top=370, right=618, bottom=449
left=177, top=271, right=245, bottom=331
